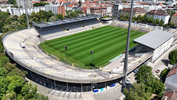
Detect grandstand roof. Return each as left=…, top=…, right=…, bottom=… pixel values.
left=133, top=30, right=174, bottom=49
left=33, top=15, right=102, bottom=28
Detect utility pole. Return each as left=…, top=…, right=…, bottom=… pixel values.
left=122, top=0, right=134, bottom=88
left=101, top=0, right=102, bottom=16
left=23, top=0, right=30, bottom=30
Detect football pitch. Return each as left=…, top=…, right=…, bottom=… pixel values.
left=39, top=25, right=146, bottom=69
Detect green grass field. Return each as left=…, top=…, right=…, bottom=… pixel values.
left=39, top=25, right=146, bottom=69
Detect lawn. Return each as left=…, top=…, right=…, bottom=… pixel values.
left=39, top=25, right=146, bottom=69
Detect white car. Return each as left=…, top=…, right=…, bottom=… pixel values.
left=126, top=78, right=130, bottom=84
left=20, top=41, right=25, bottom=48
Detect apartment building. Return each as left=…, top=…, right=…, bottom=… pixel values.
left=112, top=3, right=123, bottom=18
left=121, top=8, right=146, bottom=17
left=171, top=13, right=177, bottom=27
left=146, top=10, right=170, bottom=24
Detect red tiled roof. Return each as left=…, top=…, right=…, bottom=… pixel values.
left=172, top=13, right=177, bottom=16
left=67, top=5, right=73, bottom=7
left=86, top=1, right=90, bottom=4
left=71, top=1, right=78, bottom=4
left=136, top=2, right=149, bottom=5
left=146, top=10, right=169, bottom=16
left=124, top=3, right=130, bottom=4
left=161, top=91, right=177, bottom=100
left=166, top=67, right=177, bottom=77
left=122, top=8, right=146, bottom=12
left=90, top=6, right=107, bottom=9
left=81, top=6, right=90, bottom=9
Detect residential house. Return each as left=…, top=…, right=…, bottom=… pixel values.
left=9, top=6, right=45, bottom=16
left=45, top=4, right=65, bottom=17
left=112, top=2, right=123, bottom=18
left=16, top=0, right=33, bottom=8
left=146, top=10, right=170, bottom=24
left=121, top=8, right=146, bottom=17
left=164, top=67, right=177, bottom=91
left=81, top=6, right=90, bottom=14
left=161, top=91, right=177, bottom=100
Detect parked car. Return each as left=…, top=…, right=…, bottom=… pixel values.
left=126, top=78, right=130, bottom=84
left=156, top=69, right=160, bottom=73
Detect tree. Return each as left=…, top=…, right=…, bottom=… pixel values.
left=135, top=65, right=154, bottom=85
left=135, top=65, right=165, bottom=94
left=120, top=14, right=124, bottom=18
left=10, top=21, right=21, bottom=30
left=141, top=15, right=146, bottom=22
left=146, top=16, right=151, bottom=23
left=153, top=21, right=157, bottom=25
left=167, top=11, right=176, bottom=22
left=49, top=16, right=57, bottom=21
left=70, top=11, right=77, bottom=17
left=160, top=19, right=164, bottom=24
left=169, top=50, right=177, bottom=65
left=125, top=14, right=129, bottom=20
left=160, top=68, right=170, bottom=83
left=4, top=17, right=12, bottom=25
left=153, top=78, right=165, bottom=94
left=75, top=10, right=84, bottom=14
left=56, top=14, right=64, bottom=20
left=0, top=55, right=10, bottom=67
left=120, top=14, right=124, bottom=20
left=2, top=25, right=9, bottom=33
left=8, top=0, right=16, bottom=4
left=155, top=18, right=159, bottom=24
left=150, top=17, right=154, bottom=23
left=137, top=15, right=142, bottom=22
left=0, top=77, right=8, bottom=100
left=0, top=68, right=8, bottom=77
left=12, top=15, right=18, bottom=21
left=0, top=20, right=3, bottom=32
left=124, top=82, right=151, bottom=100
left=78, top=0, right=81, bottom=6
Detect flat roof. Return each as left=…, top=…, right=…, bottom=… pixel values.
left=33, top=15, right=102, bottom=28
left=133, top=29, right=174, bottom=49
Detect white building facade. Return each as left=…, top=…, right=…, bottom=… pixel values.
left=9, top=7, right=45, bottom=16
left=146, top=10, right=170, bottom=24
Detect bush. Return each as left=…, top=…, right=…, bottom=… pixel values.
left=158, top=92, right=164, bottom=99
left=169, top=50, right=177, bottom=65
left=160, top=68, right=170, bottom=83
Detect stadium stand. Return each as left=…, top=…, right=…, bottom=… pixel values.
left=61, top=22, right=87, bottom=33
left=110, top=21, right=154, bottom=33
left=82, top=19, right=103, bottom=28
left=35, top=26, right=68, bottom=39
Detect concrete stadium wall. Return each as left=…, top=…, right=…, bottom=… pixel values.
left=110, top=21, right=154, bottom=33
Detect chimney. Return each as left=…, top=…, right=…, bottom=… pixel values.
left=164, top=96, right=168, bottom=100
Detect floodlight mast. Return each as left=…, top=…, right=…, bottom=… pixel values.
left=23, top=0, right=30, bottom=30
left=122, top=0, right=134, bottom=88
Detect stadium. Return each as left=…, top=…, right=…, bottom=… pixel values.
left=2, top=15, right=176, bottom=100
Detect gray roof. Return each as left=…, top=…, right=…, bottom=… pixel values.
left=133, top=29, right=174, bottom=49
left=33, top=15, right=102, bottom=28
left=165, top=71, right=177, bottom=91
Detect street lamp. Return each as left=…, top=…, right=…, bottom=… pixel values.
left=122, top=0, right=134, bottom=88
left=90, top=51, right=95, bottom=68
left=64, top=46, right=67, bottom=64
left=23, top=0, right=30, bottom=30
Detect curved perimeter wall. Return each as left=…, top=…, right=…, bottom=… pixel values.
left=2, top=28, right=152, bottom=92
